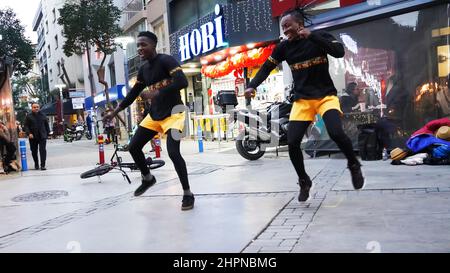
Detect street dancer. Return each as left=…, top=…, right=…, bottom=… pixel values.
left=244, top=7, right=364, bottom=202
left=103, top=31, right=194, bottom=210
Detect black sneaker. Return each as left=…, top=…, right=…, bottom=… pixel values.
left=348, top=163, right=364, bottom=190
left=181, top=194, right=195, bottom=211
left=35, top=165, right=40, bottom=170
left=298, top=177, right=312, bottom=202
left=40, top=166, right=47, bottom=171
left=134, top=175, right=156, bottom=197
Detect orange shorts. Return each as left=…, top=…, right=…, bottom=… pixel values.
left=140, top=112, right=185, bottom=134
left=290, top=95, right=343, bottom=121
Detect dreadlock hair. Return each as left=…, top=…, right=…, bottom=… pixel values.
left=281, top=2, right=313, bottom=26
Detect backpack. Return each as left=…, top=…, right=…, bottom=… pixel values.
left=358, top=124, right=382, bottom=161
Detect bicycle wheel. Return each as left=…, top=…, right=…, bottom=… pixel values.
left=80, top=164, right=113, bottom=179
left=146, top=157, right=165, bottom=170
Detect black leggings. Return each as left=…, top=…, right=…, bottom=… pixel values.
left=287, top=109, right=359, bottom=179
left=128, top=126, right=190, bottom=190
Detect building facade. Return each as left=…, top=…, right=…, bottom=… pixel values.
left=32, top=0, right=85, bottom=92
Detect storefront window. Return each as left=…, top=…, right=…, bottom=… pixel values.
left=311, top=3, right=450, bottom=150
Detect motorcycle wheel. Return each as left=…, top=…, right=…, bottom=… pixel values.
left=75, top=132, right=83, bottom=141
left=235, top=131, right=265, bottom=160
left=86, top=132, right=92, bottom=140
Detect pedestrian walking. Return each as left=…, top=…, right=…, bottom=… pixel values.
left=103, top=31, right=194, bottom=210
left=244, top=6, right=364, bottom=202
left=24, top=102, right=50, bottom=170
left=86, top=112, right=93, bottom=137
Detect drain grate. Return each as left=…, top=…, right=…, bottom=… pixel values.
left=12, top=190, right=69, bottom=202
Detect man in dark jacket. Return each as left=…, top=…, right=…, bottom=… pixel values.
left=24, top=102, right=50, bottom=170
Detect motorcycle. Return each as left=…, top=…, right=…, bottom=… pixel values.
left=229, top=98, right=292, bottom=160
left=64, top=125, right=76, bottom=142
left=81, top=124, right=93, bottom=140
left=64, top=123, right=92, bottom=142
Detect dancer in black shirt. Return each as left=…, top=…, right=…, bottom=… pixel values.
left=104, top=31, right=194, bottom=210
left=245, top=7, right=364, bottom=202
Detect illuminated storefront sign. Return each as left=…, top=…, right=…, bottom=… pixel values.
left=179, top=4, right=227, bottom=62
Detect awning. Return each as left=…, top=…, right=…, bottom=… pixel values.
left=84, top=84, right=126, bottom=110
left=40, top=100, right=80, bottom=116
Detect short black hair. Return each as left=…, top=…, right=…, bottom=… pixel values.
left=281, top=5, right=313, bottom=26
left=138, top=31, right=158, bottom=45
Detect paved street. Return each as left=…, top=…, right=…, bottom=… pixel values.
left=0, top=138, right=449, bottom=253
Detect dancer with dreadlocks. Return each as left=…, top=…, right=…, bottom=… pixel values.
left=244, top=6, right=365, bottom=202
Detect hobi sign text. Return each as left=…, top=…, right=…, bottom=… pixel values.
left=179, top=4, right=227, bottom=62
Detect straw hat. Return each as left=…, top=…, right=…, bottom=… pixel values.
left=390, top=147, right=408, bottom=161
left=436, top=126, right=450, bottom=141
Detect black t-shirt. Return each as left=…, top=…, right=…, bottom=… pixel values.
left=248, top=31, right=345, bottom=100
left=119, top=54, right=188, bottom=120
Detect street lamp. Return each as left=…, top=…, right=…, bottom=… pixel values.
left=55, top=83, right=66, bottom=126
left=115, top=36, right=134, bottom=132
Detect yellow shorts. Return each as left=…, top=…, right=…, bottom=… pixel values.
left=140, top=112, right=185, bottom=134
left=290, top=95, right=343, bottom=121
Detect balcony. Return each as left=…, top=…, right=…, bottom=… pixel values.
left=123, top=0, right=145, bottom=22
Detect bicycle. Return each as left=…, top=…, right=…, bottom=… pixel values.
left=80, top=124, right=165, bottom=183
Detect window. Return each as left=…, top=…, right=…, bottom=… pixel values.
left=52, top=8, right=56, bottom=22
left=45, top=20, right=48, bottom=33
left=109, top=62, right=116, bottom=87
left=311, top=3, right=450, bottom=150
left=169, top=0, right=222, bottom=32
left=47, top=45, right=51, bottom=57
left=57, top=61, right=61, bottom=76
left=125, top=21, right=147, bottom=59
left=153, top=18, right=167, bottom=54
left=170, top=0, right=197, bottom=32
left=55, top=35, right=58, bottom=49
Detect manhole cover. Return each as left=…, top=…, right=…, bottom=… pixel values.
left=12, top=190, right=69, bottom=202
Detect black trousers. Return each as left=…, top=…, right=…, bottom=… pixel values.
left=128, top=127, right=190, bottom=190
left=29, top=138, right=47, bottom=167
left=0, top=139, right=17, bottom=166
left=288, top=109, right=359, bottom=180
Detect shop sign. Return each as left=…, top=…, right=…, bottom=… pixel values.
left=235, top=78, right=245, bottom=97
left=179, top=4, right=227, bottom=62
left=72, top=97, right=84, bottom=109
left=69, top=90, right=85, bottom=98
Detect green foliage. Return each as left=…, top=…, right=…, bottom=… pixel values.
left=58, top=0, right=122, bottom=64
left=0, top=8, right=34, bottom=76
left=12, top=75, right=50, bottom=106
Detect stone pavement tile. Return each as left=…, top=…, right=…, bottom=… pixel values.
left=333, top=162, right=450, bottom=191
left=259, top=246, right=293, bottom=252
left=0, top=195, right=291, bottom=253
left=250, top=239, right=283, bottom=247
left=256, top=232, right=276, bottom=239
left=242, top=246, right=262, bottom=253
left=293, top=192, right=450, bottom=253
left=272, top=234, right=301, bottom=240
left=280, top=239, right=298, bottom=248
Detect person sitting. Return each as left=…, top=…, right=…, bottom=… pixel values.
left=340, top=82, right=359, bottom=113
left=0, top=121, right=18, bottom=173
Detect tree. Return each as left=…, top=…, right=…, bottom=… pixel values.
left=12, top=75, right=50, bottom=123
left=58, top=0, right=122, bottom=99
left=0, top=8, right=34, bottom=76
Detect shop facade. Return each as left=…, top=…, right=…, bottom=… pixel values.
left=274, top=0, right=450, bottom=153
left=168, top=0, right=284, bottom=137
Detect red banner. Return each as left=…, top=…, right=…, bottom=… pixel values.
left=271, top=0, right=364, bottom=17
